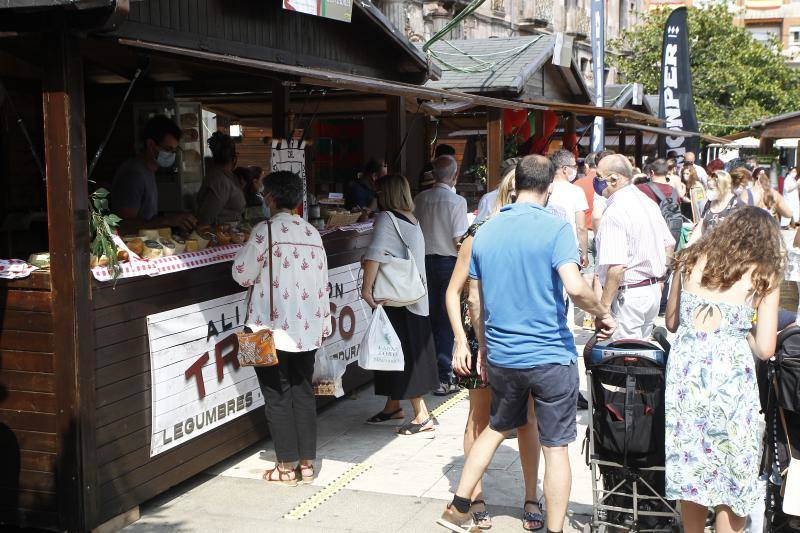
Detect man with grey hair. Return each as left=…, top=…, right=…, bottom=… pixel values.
left=594, top=154, right=676, bottom=340
left=549, top=149, right=589, bottom=267
left=414, top=155, right=469, bottom=395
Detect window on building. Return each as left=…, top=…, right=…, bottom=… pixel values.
left=747, top=24, right=782, bottom=48
left=790, top=26, right=800, bottom=49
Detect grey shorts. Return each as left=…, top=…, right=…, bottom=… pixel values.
left=487, top=362, right=579, bottom=447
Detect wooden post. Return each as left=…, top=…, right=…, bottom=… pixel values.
left=759, top=136, right=774, bottom=155
left=272, top=80, right=289, bottom=140
left=565, top=113, right=576, bottom=152
left=634, top=130, right=643, bottom=169
left=619, top=128, right=626, bottom=156
left=385, top=95, right=406, bottom=176
left=487, top=108, right=504, bottom=191
left=42, top=29, right=96, bottom=531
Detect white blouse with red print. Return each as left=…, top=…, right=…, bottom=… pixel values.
left=232, top=212, right=331, bottom=353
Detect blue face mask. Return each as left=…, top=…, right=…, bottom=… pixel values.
left=156, top=150, right=176, bottom=168
left=593, top=176, right=607, bottom=196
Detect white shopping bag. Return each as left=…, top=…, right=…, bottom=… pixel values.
left=358, top=305, right=404, bottom=371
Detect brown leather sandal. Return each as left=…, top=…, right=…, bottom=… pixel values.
left=262, top=466, right=298, bottom=486
left=296, top=464, right=315, bottom=485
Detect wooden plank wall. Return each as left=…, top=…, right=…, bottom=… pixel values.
left=0, top=272, right=58, bottom=530
left=119, top=0, right=425, bottom=83
left=237, top=127, right=271, bottom=169
left=92, top=229, right=373, bottom=526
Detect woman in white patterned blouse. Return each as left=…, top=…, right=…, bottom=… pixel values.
left=232, top=171, right=330, bottom=486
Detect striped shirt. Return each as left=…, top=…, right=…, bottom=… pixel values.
left=595, top=184, right=676, bottom=286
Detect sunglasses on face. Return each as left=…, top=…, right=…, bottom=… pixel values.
left=598, top=172, right=620, bottom=184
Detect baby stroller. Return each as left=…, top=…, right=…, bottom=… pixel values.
left=759, top=326, right=800, bottom=533
left=582, top=336, right=680, bottom=533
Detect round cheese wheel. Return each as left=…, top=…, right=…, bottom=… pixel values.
left=141, top=240, right=163, bottom=259
left=158, top=238, right=177, bottom=257
left=172, top=237, right=186, bottom=254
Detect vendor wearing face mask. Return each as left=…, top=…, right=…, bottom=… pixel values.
left=111, top=115, right=197, bottom=234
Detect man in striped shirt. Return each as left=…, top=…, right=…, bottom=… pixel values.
left=595, top=155, right=676, bottom=340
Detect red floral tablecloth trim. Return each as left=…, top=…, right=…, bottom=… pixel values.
left=0, top=259, right=37, bottom=280
left=91, top=222, right=374, bottom=282
left=91, top=244, right=243, bottom=282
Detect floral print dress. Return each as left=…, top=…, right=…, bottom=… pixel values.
left=664, top=291, right=760, bottom=517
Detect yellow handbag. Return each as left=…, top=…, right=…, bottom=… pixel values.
left=236, top=220, right=279, bottom=367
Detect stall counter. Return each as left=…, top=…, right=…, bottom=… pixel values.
left=0, top=226, right=374, bottom=530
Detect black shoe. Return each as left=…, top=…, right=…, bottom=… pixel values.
left=434, top=382, right=458, bottom=396
left=577, top=392, right=589, bottom=410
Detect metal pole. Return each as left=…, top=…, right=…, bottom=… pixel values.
left=590, top=0, right=605, bottom=152
left=87, top=65, right=144, bottom=179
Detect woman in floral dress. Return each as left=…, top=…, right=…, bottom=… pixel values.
left=664, top=207, right=784, bottom=532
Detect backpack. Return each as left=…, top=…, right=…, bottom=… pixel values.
left=645, top=182, right=682, bottom=250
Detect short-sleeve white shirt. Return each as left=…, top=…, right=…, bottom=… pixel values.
left=548, top=180, right=589, bottom=241
left=413, top=183, right=469, bottom=257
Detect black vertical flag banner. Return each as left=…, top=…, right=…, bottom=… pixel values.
left=658, top=7, right=699, bottom=163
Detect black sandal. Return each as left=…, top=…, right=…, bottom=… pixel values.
left=397, top=417, right=434, bottom=435
left=471, top=499, right=492, bottom=530
left=522, top=500, right=545, bottom=531
left=366, top=408, right=404, bottom=424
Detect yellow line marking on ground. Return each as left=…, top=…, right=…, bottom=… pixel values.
left=430, top=389, right=468, bottom=420
left=283, top=462, right=373, bottom=520
left=284, top=390, right=466, bottom=521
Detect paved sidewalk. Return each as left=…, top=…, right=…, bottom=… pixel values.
left=126, top=330, right=598, bottom=533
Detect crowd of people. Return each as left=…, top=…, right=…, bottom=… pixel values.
left=215, top=135, right=799, bottom=533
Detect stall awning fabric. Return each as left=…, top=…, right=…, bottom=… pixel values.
left=616, top=122, right=730, bottom=144
left=117, top=38, right=532, bottom=111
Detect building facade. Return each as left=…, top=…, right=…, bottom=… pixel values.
left=735, top=0, right=800, bottom=67
left=375, top=0, right=650, bottom=86
left=647, top=0, right=800, bottom=67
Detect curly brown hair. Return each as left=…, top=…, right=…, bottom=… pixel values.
left=729, top=166, right=752, bottom=189
left=675, top=206, right=785, bottom=299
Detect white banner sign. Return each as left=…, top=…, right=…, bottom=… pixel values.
left=313, top=262, right=371, bottom=396
left=271, top=139, right=308, bottom=220
left=146, top=262, right=370, bottom=456
left=147, top=292, right=263, bottom=457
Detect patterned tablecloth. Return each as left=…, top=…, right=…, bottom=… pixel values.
left=0, top=259, right=38, bottom=280
left=91, top=221, right=374, bottom=282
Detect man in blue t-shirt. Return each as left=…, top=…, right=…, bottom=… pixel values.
left=438, top=155, right=615, bottom=533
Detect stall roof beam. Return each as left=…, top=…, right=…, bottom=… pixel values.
left=116, top=39, right=536, bottom=112
left=522, top=99, right=662, bottom=125
left=616, top=121, right=730, bottom=144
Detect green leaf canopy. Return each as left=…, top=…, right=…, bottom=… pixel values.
left=610, top=3, right=800, bottom=136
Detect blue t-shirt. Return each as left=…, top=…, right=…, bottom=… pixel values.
left=469, top=202, right=579, bottom=369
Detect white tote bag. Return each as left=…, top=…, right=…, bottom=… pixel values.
left=358, top=305, right=405, bottom=371
left=372, top=212, right=426, bottom=307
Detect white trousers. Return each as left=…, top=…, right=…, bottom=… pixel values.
left=610, top=284, right=661, bottom=340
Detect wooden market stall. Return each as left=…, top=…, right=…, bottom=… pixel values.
left=0, top=2, right=526, bottom=531
left=421, top=35, right=663, bottom=192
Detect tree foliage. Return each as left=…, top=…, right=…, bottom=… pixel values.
left=610, top=2, right=800, bottom=136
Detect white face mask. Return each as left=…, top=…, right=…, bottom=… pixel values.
left=706, top=190, right=719, bottom=201
left=156, top=150, right=176, bottom=168
left=566, top=167, right=578, bottom=182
